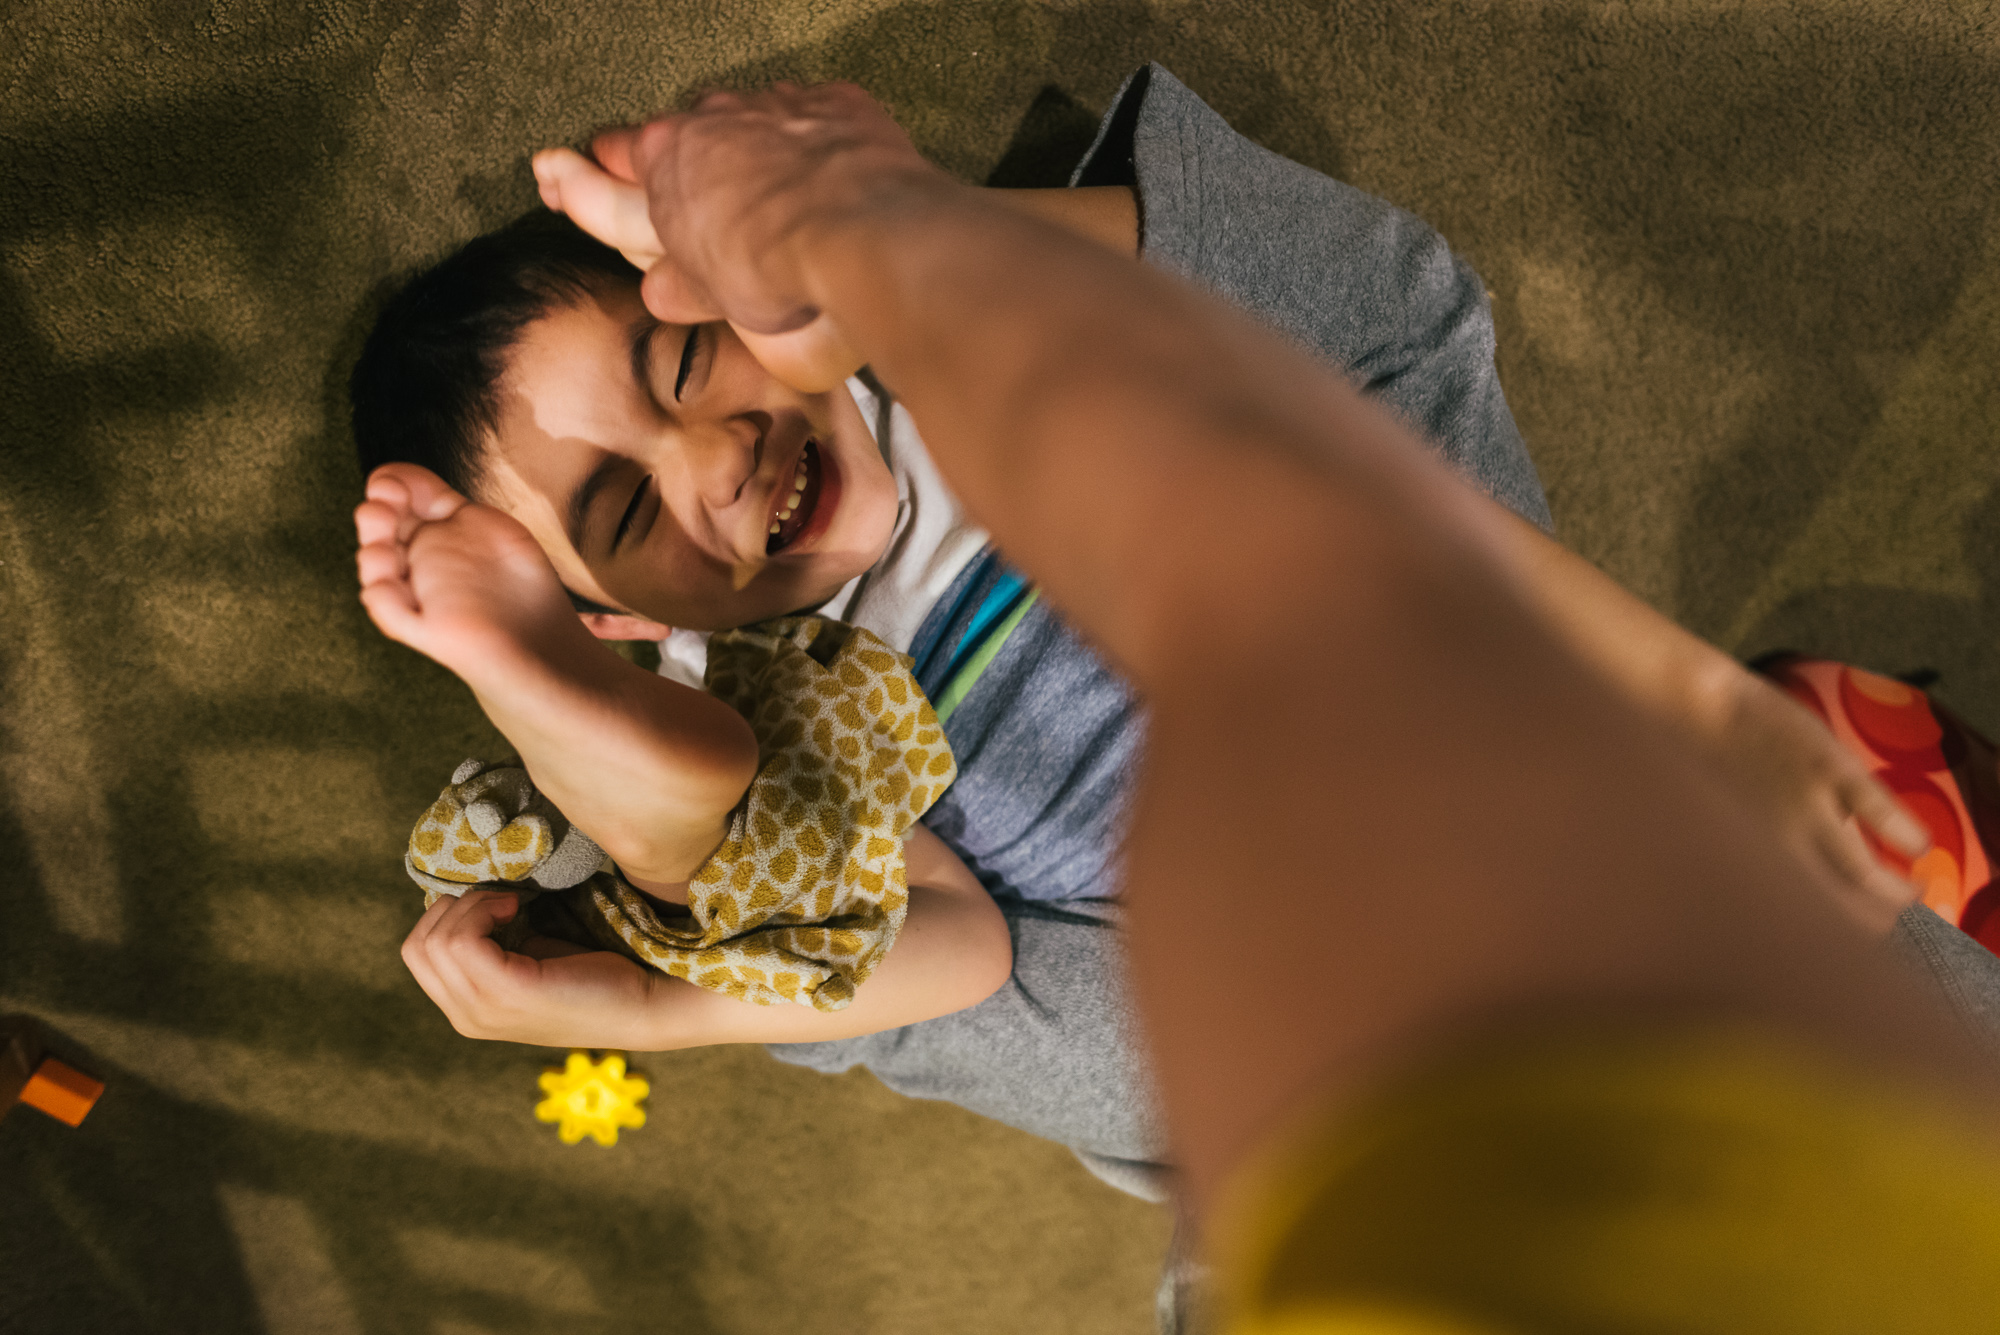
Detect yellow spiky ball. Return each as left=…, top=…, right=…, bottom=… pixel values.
left=534, top=1051, right=649, bottom=1146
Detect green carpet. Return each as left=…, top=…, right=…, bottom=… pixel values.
left=3, top=2, right=1996, bottom=1331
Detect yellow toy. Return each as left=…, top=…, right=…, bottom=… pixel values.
left=534, top=1051, right=649, bottom=1146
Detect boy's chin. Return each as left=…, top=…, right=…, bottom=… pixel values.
left=651, top=563, right=873, bottom=634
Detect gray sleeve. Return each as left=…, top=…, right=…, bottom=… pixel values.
left=1074, top=63, right=1553, bottom=532
left=764, top=894, right=1168, bottom=1164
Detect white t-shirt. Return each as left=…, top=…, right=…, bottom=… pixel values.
left=657, top=376, right=988, bottom=689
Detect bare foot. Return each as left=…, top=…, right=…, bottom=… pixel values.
left=354, top=462, right=756, bottom=886
left=354, top=463, right=590, bottom=686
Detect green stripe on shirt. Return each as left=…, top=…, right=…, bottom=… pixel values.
left=932, top=591, right=1041, bottom=726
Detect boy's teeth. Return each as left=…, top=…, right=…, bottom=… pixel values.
left=774, top=448, right=811, bottom=529
left=769, top=440, right=818, bottom=551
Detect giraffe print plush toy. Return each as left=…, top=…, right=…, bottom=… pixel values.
left=406, top=617, right=957, bottom=1011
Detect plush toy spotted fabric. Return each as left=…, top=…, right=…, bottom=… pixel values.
left=1759, top=654, right=2000, bottom=956
left=406, top=760, right=609, bottom=900
left=406, top=617, right=956, bottom=1010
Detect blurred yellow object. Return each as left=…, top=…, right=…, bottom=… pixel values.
left=534, top=1051, right=649, bottom=1146
left=1207, top=1026, right=2000, bottom=1335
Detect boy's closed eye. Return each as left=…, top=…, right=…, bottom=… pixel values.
left=604, top=321, right=709, bottom=553
left=673, top=321, right=702, bottom=402
left=612, top=474, right=652, bottom=549
left=632, top=318, right=707, bottom=409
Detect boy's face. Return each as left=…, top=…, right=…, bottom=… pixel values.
left=477, top=282, right=898, bottom=631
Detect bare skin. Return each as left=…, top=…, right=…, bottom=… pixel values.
left=557, top=81, right=1997, bottom=1226
left=1490, top=504, right=1929, bottom=929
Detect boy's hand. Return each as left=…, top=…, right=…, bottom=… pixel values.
left=354, top=463, right=586, bottom=683
left=533, top=141, right=865, bottom=394
left=1694, top=666, right=1928, bottom=933
left=401, top=889, right=663, bottom=1049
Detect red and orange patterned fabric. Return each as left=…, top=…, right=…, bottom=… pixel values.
left=1759, top=655, right=2000, bottom=956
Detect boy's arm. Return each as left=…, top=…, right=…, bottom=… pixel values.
left=399, top=824, right=1013, bottom=1048
left=356, top=464, right=757, bottom=886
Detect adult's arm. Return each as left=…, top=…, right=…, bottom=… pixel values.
left=602, top=84, right=1996, bottom=1217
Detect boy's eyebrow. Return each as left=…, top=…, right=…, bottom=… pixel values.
left=566, top=453, right=624, bottom=555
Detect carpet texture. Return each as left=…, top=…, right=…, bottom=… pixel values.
left=3, top=2, right=1997, bottom=1332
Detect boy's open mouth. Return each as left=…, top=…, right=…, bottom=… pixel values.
left=766, top=438, right=825, bottom=555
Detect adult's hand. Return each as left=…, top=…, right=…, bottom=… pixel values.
left=533, top=135, right=861, bottom=392
left=534, top=82, right=943, bottom=388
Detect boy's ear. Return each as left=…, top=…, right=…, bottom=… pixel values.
left=579, top=612, right=673, bottom=641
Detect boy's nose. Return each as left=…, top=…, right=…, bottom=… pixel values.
left=685, top=412, right=769, bottom=509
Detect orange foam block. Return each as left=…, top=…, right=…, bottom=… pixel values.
left=20, top=1057, right=103, bottom=1127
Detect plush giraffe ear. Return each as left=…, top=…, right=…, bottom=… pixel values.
left=534, top=823, right=607, bottom=890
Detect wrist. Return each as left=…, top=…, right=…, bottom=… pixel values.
left=794, top=166, right=970, bottom=310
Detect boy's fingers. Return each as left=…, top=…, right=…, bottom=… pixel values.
left=401, top=895, right=460, bottom=1000
left=532, top=148, right=662, bottom=268
left=419, top=892, right=525, bottom=1028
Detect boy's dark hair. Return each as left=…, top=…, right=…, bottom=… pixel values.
left=348, top=211, right=641, bottom=616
